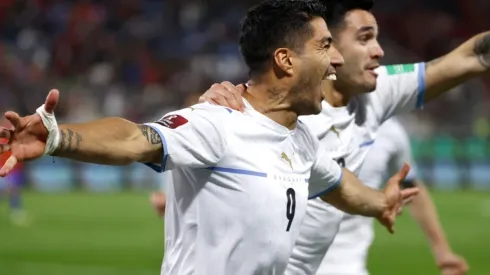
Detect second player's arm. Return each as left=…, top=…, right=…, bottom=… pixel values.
left=424, top=31, right=490, bottom=102
left=52, top=118, right=162, bottom=165
left=407, top=180, right=452, bottom=258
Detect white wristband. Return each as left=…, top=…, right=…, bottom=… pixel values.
left=36, top=104, right=60, bottom=156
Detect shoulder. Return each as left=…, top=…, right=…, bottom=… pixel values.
left=378, top=118, right=411, bottom=151
left=379, top=118, right=409, bottom=139
left=157, top=103, right=237, bottom=127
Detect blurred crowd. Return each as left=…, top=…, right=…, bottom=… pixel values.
left=0, top=0, right=489, bottom=137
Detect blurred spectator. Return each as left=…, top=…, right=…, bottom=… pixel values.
left=0, top=0, right=487, bottom=139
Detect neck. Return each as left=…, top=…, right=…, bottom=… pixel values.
left=322, top=80, right=352, bottom=107
left=244, top=80, right=298, bottom=130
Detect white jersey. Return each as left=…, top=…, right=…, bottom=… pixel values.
left=285, top=62, right=426, bottom=275
left=145, top=100, right=342, bottom=275
left=318, top=118, right=417, bottom=275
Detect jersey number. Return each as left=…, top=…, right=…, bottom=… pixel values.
left=286, top=188, right=296, bottom=232
left=336, top=157, right=346, bottom=168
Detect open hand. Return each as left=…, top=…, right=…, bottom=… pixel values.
left=377, top=163, right=419, bottom=233
left=199, top=81, right=246, bottom=112
left=0, top=89, right=59, bottom=177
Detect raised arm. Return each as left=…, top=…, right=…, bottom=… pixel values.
left=52, top=118, right=162, bottom=165
left=0, top=89, right=229, bottom=177
left=424, top=31, right=490, bottom=102
left=0, top=90, right=164, bottom=176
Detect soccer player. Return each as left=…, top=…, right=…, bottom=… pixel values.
left=149, top=119, right=469, bottom=274
left=198, top=0, right=489, bottom=274
left=0, top=1, right=417, bottom=274
left=321, top=117, right=468, bottom=275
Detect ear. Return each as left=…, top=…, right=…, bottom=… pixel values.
left=273, top=48, right=296, bottom=76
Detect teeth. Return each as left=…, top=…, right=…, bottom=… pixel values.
left=326, top=74, right=337, bottom=81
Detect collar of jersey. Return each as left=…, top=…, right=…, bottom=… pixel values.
left=321, top=100, right=349, bottom=114
left=242, top=98, right=296, bottom=135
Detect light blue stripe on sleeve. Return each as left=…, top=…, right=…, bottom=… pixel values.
left=308, top=170, right=343, bottom=200
left=416, top=62, right=426, bottom=109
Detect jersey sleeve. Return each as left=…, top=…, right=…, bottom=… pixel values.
left=308, top=143, right=343, bottom=199
left=371, top=63, right=426, bottom=123
left=388, top=124, right=418, bottom=184
left=143, top=103, right=230, bottom=172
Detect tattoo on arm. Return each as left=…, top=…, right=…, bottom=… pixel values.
left=137, top=125, right=162, bottom=145
left=474, top=33, right=490, bottom=68
left=53, top=129, right=83, bottom=155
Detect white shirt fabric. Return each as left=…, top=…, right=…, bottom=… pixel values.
left=318, top=118, right=418, bottom=275
left=285, top=62, right=426, bottom=275
left=145, top=100, right=343, bottom=275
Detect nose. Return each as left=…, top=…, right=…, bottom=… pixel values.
left=371, top=41, right=384, bottom=59
left=329, top=45, right=344, bottom=67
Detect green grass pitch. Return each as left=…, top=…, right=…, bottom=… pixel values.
left=0, top=191, right=489, bottom=275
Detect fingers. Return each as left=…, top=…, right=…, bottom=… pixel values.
left=0, top=154, right=18, bottom=177
left=0, top=144, right=10, bottom=154
left=237, top=83, right=247, bottom=93
left=235, top=83, right=247, bottom=111
left=5, top=111, right=21, bottom=128
left=201, top=82, right=244, bottom=112
left=396, top=206, right=403, bottom=216
left=0, top=127, right=12, bottom=139
left=394, top=163, right=411, bottom=182
left=400, top=187, right=419, bottom=201
left=385, top=218, right=395, bottom=234
left=220, top=81, right=245, bottom=112
left=44, top=89, right=60, bottom=114
left=204, top=83, right=228, bottom=107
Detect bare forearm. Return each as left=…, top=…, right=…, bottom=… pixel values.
left=52, top=117, right=162, bottom=165
left=408, top=181, right=451, bottom=254
left=322, top=169, right=386, bottom=217
left=425, top=31, right=490, bottom=102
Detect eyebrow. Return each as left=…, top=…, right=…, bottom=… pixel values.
left=357, top=26, right=376, bottom=33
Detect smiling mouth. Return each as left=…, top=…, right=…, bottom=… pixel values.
left=323, top=68, right=337, bottom=81
left=366, top=65, right=380, bottom=76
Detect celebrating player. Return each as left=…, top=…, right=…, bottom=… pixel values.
left=198, top=0, right=489, bottom=274
left=323, top=118, right=468, bottom=275
left=0, top=1, right=418, bottom=274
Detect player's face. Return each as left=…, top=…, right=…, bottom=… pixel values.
left=291, top=17, right=344, bottom=115
left=334, top=10, right=384, bottom=94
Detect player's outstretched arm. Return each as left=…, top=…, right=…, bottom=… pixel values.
left=0, top=89, right=163, bottom=176
left=321, top=164, right=419, bottom=233
left=424, top=31, right=490, bottom=102
left=407, top=180, right=469, bottom=274
left=52, top=119, right=162, bottom=165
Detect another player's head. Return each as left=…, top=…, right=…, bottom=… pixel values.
left=239, top=0, right=344, bottom=115
left=321, top=0, right=383, bottom=94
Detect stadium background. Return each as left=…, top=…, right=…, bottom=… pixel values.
left=0, top=0, right=489, bottom=274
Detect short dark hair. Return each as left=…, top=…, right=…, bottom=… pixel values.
left=320, top=0, right=374, bottom=30
left=239, top=0, right=328, bottom=76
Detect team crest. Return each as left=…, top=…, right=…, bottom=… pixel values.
left=156, top=115, right=188, bottom=129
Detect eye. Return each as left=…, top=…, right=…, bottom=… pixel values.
left=359, top=35, right=369, bottom=44
left=358, top=33, right=374, bottom=45
left=323, top=44, right=331, bottom=50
